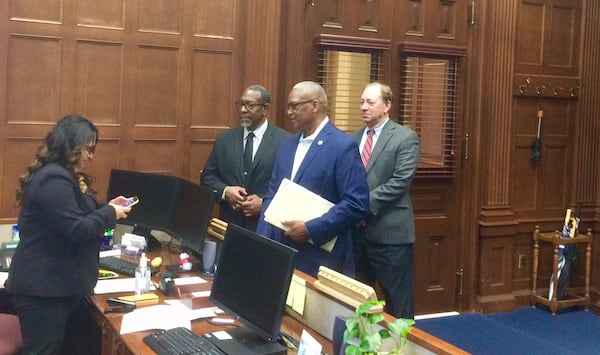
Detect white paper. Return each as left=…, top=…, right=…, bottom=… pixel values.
left=191, top=291, right=211, bottom=297
left=212, top=330, right=232, bottom=340
left=99, top=249, right=121, bottom=258
left=297, top=329, right=322, bottom=355
left=93, top=278, right=156, bottom=294
left=163, top=299, right=219, bottom=320
left=173, top=276, right=207, bottom=285
left=264, top=178, right=337, bottom=252
left=120, top=305, right=191, bottom=334
left=94, top=278, right=136, bottom=294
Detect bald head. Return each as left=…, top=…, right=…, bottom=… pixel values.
left=292, top=81, right=328, bottom=108
left=287, top=81, right=330, bottom=136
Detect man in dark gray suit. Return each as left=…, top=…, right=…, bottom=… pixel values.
left=351, top=82, right=419, bottom=319
left=201, top=85, right=289, bottom=231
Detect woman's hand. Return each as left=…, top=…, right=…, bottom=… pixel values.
left=108, top=195, right=132, bottom=219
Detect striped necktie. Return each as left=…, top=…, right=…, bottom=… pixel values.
left=361, top=129, right=375, bottom=167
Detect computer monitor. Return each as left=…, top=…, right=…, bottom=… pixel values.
left=106, top=169, right=214, bottom=257
left=107, top=169, right=178, bottom=250
left=206, top=223, right=297, bottom=355
left=167, top=178, right=214, bottom=257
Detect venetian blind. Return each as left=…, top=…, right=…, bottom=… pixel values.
left=399, top=55, right=461, bottom=178
left=317, top=49, right=383, bottom=133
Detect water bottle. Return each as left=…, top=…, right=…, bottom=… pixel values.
left=135, top=253, right=151, bottom=295
left=11, top=225, right=19, bottom=242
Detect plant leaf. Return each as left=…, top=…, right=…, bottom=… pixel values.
left=387, top=318, right=415, bottom=338
left=378, top=329, right=391, bottom=340
left=343, top=327, right=359, bottom=342
left=362, top=332, right=382, bottom=352
left=345, top=344, right=362, bottom=355
left=367, top=312, right=385, bottom=325
left=346, top=317, right=359, bottom=331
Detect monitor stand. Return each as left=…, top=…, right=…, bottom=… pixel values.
left=131, top=225, right=162, bottom=252
left=203, top=327, right=287, bottom=355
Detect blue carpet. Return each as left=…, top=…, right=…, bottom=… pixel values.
left=416, top=307, right=600, bottom=355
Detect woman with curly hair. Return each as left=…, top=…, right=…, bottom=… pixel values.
left=5, top=114, right=132, bottom=354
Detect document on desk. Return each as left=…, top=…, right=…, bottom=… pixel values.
left=120, top=305, right=191, bottom=334
left=264, top=178, right=337, bottom=252
left=286, top=273, right=307, bottom=316
left=93, top=278, right=156, bottom=294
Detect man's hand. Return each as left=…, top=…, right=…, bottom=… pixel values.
left=282, top=220, right=309, bottom=244
left=240, top=194, right=262, bottom=217
left=224, top=186, right=248, bottom=211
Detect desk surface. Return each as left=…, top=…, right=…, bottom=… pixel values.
left=90, top=251, right=333, bottom=355
left=90, top=248, right=467, bottom=355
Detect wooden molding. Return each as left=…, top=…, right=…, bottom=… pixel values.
left=315, top=34, right=390, bottom=51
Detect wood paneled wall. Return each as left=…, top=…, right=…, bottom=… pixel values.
left=0, top=1, right=264, bottom=219
left=473, top=0, right=598, bottom=313
left=1, top=0, right=599, bottom=315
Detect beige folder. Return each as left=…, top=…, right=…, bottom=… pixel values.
left=264, top=178, right=337, bottom=252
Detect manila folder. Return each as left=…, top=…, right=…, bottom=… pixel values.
left=264, top=178, right=337, bottom=252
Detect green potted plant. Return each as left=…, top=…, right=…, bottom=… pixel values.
left=343, top=300, right=415, bottom=355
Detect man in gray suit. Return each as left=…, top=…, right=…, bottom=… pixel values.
left=201, top=85, right=289, bottom=231
left=351, top=82, right=419, bottom=319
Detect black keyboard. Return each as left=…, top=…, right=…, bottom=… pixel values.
left=99, top=256, right=159, bottom=277
left=143, top=327, right=225, bottom=355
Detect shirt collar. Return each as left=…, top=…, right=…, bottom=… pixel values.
left=245, top=120, right=268, bottom=139
left=367, top=118, right=389, bottom=137
left=300, top=117, right=329, bottom=142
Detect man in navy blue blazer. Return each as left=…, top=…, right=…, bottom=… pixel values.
left=257, top=81, right=369, bottom=278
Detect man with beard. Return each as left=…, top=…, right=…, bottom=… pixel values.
left=202, top=85, right=289, bottom=231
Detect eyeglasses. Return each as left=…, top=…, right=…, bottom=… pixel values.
left=84, top=145, right=95, bottom=156
left=286, top=98, right=316, bottom=111
left=235, top=101, right=265, bottom=111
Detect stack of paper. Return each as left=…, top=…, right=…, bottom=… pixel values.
left=264, top=178, right=337, bottom=252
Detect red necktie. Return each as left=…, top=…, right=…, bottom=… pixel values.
left=361, top=129, right=374, bottom=167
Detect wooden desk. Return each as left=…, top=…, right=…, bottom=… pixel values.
left=89, top=250, right=468, bottom=355
left=89, top=290, right=330, bottom=355
left=89, top=258, right=333, bottom=354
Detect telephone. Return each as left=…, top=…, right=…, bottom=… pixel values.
left=313, top=266, right=383, bottom=313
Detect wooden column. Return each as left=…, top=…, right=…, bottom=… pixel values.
left=478, top=0, right=518, bottom=224
left=580, top=0, right=600, bottom=317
